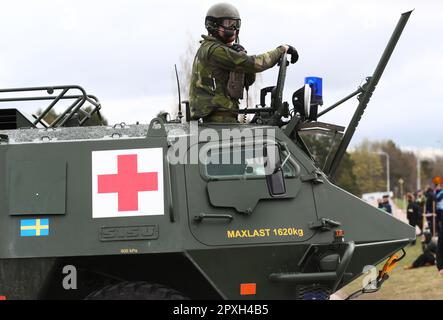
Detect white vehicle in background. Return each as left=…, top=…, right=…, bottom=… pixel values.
left=362, top=192, right=394, bottom=205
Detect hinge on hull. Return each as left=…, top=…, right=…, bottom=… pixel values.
left=301, top=170, right=324, bottom=184
left=309, top=218, right=341, bottom=231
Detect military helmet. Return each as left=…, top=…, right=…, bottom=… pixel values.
left=205, top=3, right=241, bottom=36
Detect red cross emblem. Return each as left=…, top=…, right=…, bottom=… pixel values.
left=97, top=154, right=158, bottom=211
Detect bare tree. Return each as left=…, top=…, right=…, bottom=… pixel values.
left=178, top=32, right=199, bottom=99
left=372, top=140, right=417, bottom=194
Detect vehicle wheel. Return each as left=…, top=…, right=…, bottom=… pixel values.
left=85, top=281, right=188, bottom=300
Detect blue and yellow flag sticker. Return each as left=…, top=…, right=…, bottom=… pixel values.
left=20, top=219, right=49, bottom=237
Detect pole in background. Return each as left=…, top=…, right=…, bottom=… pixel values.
left=398, top=178, right=405, bottom=210
left=416, top=157, right=421, bottom=191
left=376, top=151, right=390, bottom=192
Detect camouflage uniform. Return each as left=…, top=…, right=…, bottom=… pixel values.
left=189, top=35, right=286, bottom=123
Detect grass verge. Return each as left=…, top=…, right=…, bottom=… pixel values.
left=337, top=240, right=443, bottom=300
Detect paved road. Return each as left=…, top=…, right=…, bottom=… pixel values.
left=391, top=201, right=408, bottom=223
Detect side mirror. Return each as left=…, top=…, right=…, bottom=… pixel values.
left=264, top=144, right=286, bottom=196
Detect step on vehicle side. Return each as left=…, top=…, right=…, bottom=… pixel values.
left=0, top=11, right=414, bottom=300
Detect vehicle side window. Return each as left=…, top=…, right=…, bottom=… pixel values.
left=204, top=145, right=295, bottom=179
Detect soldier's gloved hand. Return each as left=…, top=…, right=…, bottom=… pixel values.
left=231, top=43, right=247, bottom=53
left=286, top=45, right=299, bottom=64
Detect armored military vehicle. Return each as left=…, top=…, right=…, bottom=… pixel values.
left=0, top=11, right=414, bottom=300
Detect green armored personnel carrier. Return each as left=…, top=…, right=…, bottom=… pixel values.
left=0, top=11, right=414, bottom=300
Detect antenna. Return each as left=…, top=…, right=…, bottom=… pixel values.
left=174, top=64, right=183, bottom=121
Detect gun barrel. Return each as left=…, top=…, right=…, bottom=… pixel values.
left=326, top=10, right=413, bottom=179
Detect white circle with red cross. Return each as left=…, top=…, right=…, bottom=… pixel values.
left=92, top=148, right=164, bottom=218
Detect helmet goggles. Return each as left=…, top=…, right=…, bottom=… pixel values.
left=218, top=18, right=241, bottom=30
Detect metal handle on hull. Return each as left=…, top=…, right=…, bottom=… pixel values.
left=269, top=241, right=355, bottom=291
left=194, top=213, right=234, bottom=223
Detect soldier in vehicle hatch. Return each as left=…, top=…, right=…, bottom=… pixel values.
left=189, top=2, right=299, bottom=123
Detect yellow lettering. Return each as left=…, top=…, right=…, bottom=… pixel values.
left=226, top=228, right=304, bottom=239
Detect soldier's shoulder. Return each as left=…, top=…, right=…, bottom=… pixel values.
left=211, top=43, right=246, bottom=57
left=201, top=35, right=222, bottom=45
left=201, top=39, right=231, bottom=58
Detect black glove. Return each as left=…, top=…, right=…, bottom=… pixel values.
left=231, top=43, right=247, bottom=53
left=287, top=45, right=299, bottom=64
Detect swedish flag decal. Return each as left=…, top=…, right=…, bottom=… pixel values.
left=20, top=219, right=49, bottom=237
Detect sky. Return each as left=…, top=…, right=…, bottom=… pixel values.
left=0, top=0, right=442, bottom=151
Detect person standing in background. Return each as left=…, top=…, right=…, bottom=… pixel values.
left=415, top=189, right=425, bottom=234
left=406, top=193, right=419, bottom=245
left=380, top=194, right=392, bottom=214
left=434, top=182, right=443, bottom=276
left=425, top=185, right=436, bottom=235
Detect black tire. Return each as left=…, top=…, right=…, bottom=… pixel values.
left=85, top=281, right=189, bottom=300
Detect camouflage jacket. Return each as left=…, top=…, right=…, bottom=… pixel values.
left=189, top=35, right=285, bottom=119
